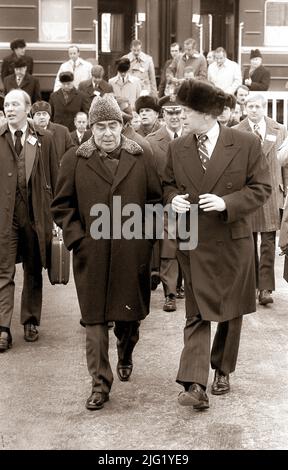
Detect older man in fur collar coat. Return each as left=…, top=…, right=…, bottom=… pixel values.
left=51, top=95, right=162, bottom=411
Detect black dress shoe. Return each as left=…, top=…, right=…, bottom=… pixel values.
left=178, top=383, right=209, bottom=410
left=0, top=332, right=12, bottom=352
left=85, top=391, right=109, bottom=410
left=163, top=295, right=176, bottom=312
left=258, top=290, right=273, bottom=305
left=116, top=362, right=133, bottom=381
left=211, top=370, right=230, bottom=395
left=24, top=323, right=39, bottom=342
left=176, top=286, right=185, bottom=299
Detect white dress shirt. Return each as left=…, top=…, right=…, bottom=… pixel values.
left=248, top=117, right=266, bottom=141
left=196, top=121, right=220, bottom=158
left=9, top=122, right=28, bottom=146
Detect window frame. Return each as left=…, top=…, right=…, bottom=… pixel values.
left=38, top=0, right=72, bottom=43
left=264, top=0, right=288, bottom=46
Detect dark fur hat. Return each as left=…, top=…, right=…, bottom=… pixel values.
left=31, top=100, right=52, bottom=117
left=177, top=80, right=226, bottom=117
left=13, top=57, right=27, bottom=69
left=224, top=93, right=236, bottom=110
left=116, top=58, right=131, bottom=73
left=59, top=71, right=74, bottom=83
left=10, top=38, right=26, bottom=50
left=135, top=95, right=160, bottom=114
left=250, top=49, right=262, bottom=59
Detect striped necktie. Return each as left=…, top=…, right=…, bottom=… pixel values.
left=196, top=134, right=209, bottom=171
left=253, top=124, right=263, bottom=143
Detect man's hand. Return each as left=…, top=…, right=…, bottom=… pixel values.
left=199, top=193, right=226, bottom=212
left=172, top=194, right=191, bottom=213
left=244, top=78, right=252, bottom=86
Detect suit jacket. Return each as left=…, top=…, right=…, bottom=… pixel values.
left=46, top=121, right=75, bottom=163
left=4, top=73, right=41, bottom=103
left=234, top=117, right=287, bottom=231
left=158, top=59, right=173, bottom=98
left=1, top=53, right=34, bottom=81
left=70, top=129, right=92, bottom=147
left=243, top=65, right=271, bottom=91
left=49, top=88, right=90, bottom=132
left=162, top=125, right=272, bottom=321
left=78, top=79, right=113, bottom=107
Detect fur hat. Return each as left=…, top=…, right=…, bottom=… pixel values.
left=59, top=71, right=74, bottom=83
left=250, top=49, right=262, bottom=59
left=13, top=57, right=27, bottom=69
left=31, top=100, right=52, bottom=117
left=159, top=94, right=182, bottom=109
left=135, top=95, right=160, bottom=114
left=116, top=58, right=130, bottom=73
left=89, top=95, right=123, bottom=127
left=224, top=93, right=236, bottom=110
left=177, top=80, right=226, bottom=117
left=10, top=39, right=26, bottom=50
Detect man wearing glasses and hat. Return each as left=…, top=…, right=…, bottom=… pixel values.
left=147, top=95, right=185, bottom=312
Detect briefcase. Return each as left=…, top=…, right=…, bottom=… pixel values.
left=283, top=254, right=288, bottom=283
left=48, top=226, right=70, bottom=285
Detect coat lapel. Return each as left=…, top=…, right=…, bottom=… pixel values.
left=86, top=153, right=114, bottom=185
left=178, top=134, right=205, bottom=191
left=25, top=136, right=37, bottom=182
left=199, top=126, right=242, bottom=194
left=155, top=126, right=171, bottom=152
left=262, top=117, right=280, bottom=158
left=111, top=151, right=136, bottom=192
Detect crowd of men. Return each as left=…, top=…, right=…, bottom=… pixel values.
left=0, top=36, right=287, bottom=413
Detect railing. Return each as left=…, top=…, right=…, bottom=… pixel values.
left=249, top=91, right=288, bottom=129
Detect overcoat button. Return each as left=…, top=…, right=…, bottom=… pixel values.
left=8, top=172, right=12, bottom=177
left=226, top=182, right=233, bottom=189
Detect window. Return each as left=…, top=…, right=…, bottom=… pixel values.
left=101, top=13, right=124, bottom=52
left=39, top=0, right=71, bottom=42
left=265, top=0, right=288, bottom=45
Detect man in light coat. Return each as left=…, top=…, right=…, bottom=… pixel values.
left=54, top=45, right=92, bottom=91
left=234, top=93, right=288, bottom=305
left=123, top=39, right=157, bottom=96
left=162, top=80, right=271, bottom=410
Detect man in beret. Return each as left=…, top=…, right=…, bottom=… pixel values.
left=162, top=80, right=272, bottom=410
left=1, top=38, right=34, bottom=82
left=109, top=58, right=142, bottom=109
left=54, top=45, right=93, bottom=92
left=78, top=65, right=113, bottom=107
left=135, top=95, right=161, bottom=137
left=243, top=49, right=271, bottom=91
left=147, top=95, right=185, bottom=312
left=51, top=95, right=162, bottom=411
left=49, top=72, right=90, bottom=131
left=4, top=57, right=41, bottom=104
left=31, top=100, right=74, bottom=163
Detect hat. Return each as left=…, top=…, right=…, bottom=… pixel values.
left=31, top=100, right=52, bottom=117
left=13, top=57, right=27, bottom=69
left=89, top=95, right=123, bottom=126
left=224, top=93, right=236, bottom=110
left=10, top=39, right=26, bottom=50
left=59, top=71, right=74, bottom=83
left=250, top=49, right=262, bottom=59
left=116, top=58, right=130, bottom=73
left=159, top=94, right=182, bottom=109
left=177, top=80, right=226, bottom=117
left=135, top=95, right=160, bottom=114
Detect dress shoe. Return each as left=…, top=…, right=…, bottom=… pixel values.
left=211, top=370, right=230, bottom=395
left=85, top=391, right=109, bottom=410
left=24, top=323, right=39, bottom=342
left=0, top=332, right=12, bottom=352
left=178, top=383, right=209, bottom=410
left=163, top=295, right=176, bottom=312
left=258, top=290, right=273, bottom=305
left=116, top=361, right=133, bottom=381
left=176, top=286, right=185, bottom=299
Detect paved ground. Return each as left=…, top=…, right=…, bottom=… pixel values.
left=0, top=243, right=287, bottom=450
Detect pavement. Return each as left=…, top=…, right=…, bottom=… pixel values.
left=0, top=242, right=287, bottom=450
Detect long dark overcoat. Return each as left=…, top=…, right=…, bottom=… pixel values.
left=49, top=88, right=90, bottom=131
left=162, top=125, right=272, bottom=322
left=4, top=73, right=41, bottom=104
left=51, top=136, right=162, bottom=324
left=0, top=123, right=58, bottom=269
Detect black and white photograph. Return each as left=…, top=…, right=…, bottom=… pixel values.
left=0, top=0, right=287, bottom=455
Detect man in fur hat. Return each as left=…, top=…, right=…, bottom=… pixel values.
left=51, top=95, right=162, bottom=411
left=162, top=80, right=271, bottom=410
left=243, top=49, right=271, bottom=91
left=1, top=38, right=34, bottom=82
left=4, top=57, right=41, bottom=104
left=135, top=95, right=161, bottom=137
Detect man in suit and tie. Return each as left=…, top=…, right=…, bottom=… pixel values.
left=0, top=89, right=58, bottom=352
left=78, top=65, right=113, bottom=108
left=162, top=80, right=271, bottom=410
left=4, top=57, right=41, bottom=104
left=235, top=94, right=287, bottom=305
left=147, top=95, right=185, bottom=312
left=70, top=112, right=92, bottom=147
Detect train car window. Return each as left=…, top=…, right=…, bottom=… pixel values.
left=265, top=0, right=288, bottom=45
left=39, top=0, right=71, bottom=42
left=101, top=13, right=124, bottom=52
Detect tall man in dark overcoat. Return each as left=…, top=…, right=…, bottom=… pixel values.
left=162, top=80, right=272, bottom=410
left=51, top=95, right=162, bottom=411
left=0, top=90, right=58, bottom=352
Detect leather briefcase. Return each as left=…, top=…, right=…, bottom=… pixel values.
left=48, top=225, right=70, bottom=285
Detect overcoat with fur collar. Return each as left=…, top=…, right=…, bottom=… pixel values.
left=51, top=136, right=162, bottom=324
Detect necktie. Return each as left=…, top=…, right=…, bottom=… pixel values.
left=16, top=76, right=21, bottom=86
left=253, top=124, right=263, bottom=143
left=174, top=132, right=178, bottom=139
left=14, top=130, right=23, bottom=156
left=196, top=134, right=209, bottom=171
